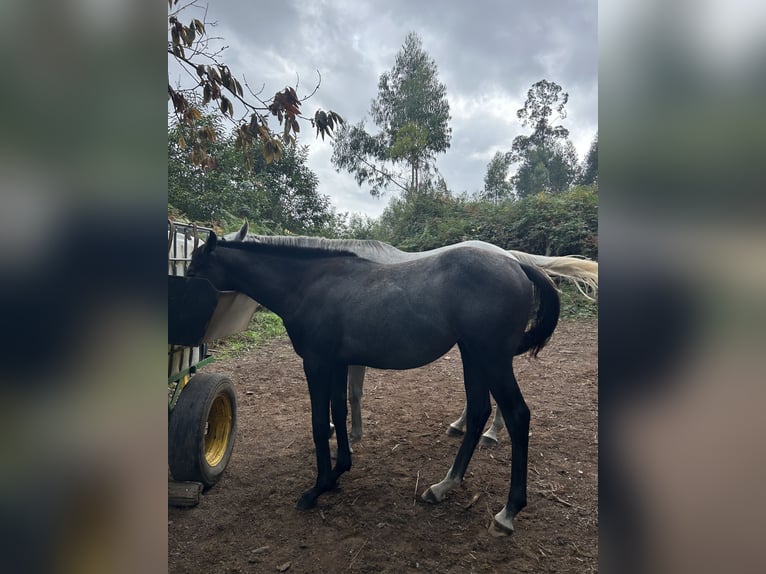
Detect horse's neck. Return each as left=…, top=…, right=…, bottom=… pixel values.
left=219, top=248, right=324, bottom=317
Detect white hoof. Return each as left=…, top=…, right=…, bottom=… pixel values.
left=479, top=435, right=498, bottom=447
left=491, top=507, right=515, bottom=535
left=446, top=425, right=464, bottom=437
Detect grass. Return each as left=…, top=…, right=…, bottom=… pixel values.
left=210, top=309, right=286, bottom=359
left=557, top=281, right=599, bottom=320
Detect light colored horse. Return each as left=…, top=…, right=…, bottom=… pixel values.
left=224, top=221, right=597, bottom=446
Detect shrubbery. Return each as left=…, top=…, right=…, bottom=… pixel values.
left=354, top=185, right=598, bottom=259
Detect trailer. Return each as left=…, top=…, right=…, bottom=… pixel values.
left=167, top=220, right=259, bottom=501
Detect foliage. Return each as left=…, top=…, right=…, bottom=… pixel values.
left=578, top=132, right=598, bottom=185
left=355, top=184, right=598, bottom=259
left=557, top=281, right=599, bottom=319
left=503, top=186, right=598, bottom=257
left=375, top=185, right=471, bottom=250
left=340, top=213, right=383, bottom=240
left=168, top=109, right=340, bottom=235
left=481, top=151, right=514, bottom=203
left=515, top=79, right=571, bottom=147
left=168, top=0, right=342, bottom=168
left=332, top=32, right=451, bottom=196
left=512, top=140, right=580, bottom=197
left=506, top=80, right=580, bottom=197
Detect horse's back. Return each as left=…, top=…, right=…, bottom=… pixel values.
left=282, top=247, right=535, bottom=370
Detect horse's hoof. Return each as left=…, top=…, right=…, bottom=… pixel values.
left=446, top=425, right=464, bottom=437
left=490, top=508, right=515, bottom=536
left=479, top=435, right=498, bottom=448
left=488, top=519, right=513, bottom=537
left=296, top=492, right=318, bottom=510
left=421, top=487, right=440, bottom=504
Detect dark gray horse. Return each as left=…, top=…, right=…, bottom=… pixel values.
left=224, top=221, right=596, bottom=447
left=188, top=231, right=559, bottom=534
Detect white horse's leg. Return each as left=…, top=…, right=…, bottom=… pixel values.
left=331, top=366, right=365, bottom=458
left=479, top=403, right=506, bottom=447
left=446, top=403, right=468, bottom=436
left=348, top=365, right=365, bottom=443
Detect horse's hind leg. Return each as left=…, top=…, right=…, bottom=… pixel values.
left=423, top=355, right=490, bottom=503
left=347, top=365, right=365, bottom=443
left=479, top=403, right=506, bottom=447
left=488, top=365, right=530, bottom=534
left=446, top=403, right=468, bottom=437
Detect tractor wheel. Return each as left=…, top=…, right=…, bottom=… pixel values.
left=169, top=373, right=237, bottom=488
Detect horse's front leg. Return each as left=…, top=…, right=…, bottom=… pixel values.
left=297, top=360, right=335, bottom=510
left=347, top=365, right=366, bottom=443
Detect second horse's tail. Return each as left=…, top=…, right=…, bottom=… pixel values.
left=508, top=250, right=598, bottom=301
left=516, top=262, right=561, bottom=357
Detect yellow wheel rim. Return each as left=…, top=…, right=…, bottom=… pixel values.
left=204, top=394, right=233, bottom=467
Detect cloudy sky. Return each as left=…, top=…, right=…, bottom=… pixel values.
left=170, top=0, right=597, bottom=218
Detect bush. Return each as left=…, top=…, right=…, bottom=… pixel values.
left=363, top=185, right=598, bottom=259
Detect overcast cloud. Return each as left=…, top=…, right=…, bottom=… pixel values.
left=170, top=0, right=597, bottom=218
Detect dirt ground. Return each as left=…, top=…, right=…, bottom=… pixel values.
left=169, top=318, right=598, bottom=573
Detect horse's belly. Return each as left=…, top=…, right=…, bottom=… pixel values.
left=340, top=329, right=454, bottom=370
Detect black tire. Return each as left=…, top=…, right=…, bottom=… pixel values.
left=169, top=373, right=237, bottom=488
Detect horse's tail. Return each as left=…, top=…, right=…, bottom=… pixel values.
left=516, top=262, right=561, bottom=358
left=507, top=250, right=598, bottom=301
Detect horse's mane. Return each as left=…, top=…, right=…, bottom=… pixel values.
left=223, top=233, right=598, bottom=300
left=226, top=234, right=404, bottom=261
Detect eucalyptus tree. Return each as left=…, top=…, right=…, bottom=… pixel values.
left=578, top=132, right=598, bottom=185
left=332, top=32, right=451, bottom=197
left=481, top=151, right=514, bottom=204
left=509, top=80, right=580, bottom=197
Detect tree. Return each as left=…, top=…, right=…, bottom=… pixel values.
left=254, top=144, right=336, bottom=233
left=481, top=151, right=514, bottom=204
left=332, top=32, right=451, bottom=197
left=169, top=110, right=338, bottom=234
left=508, top=80, right=579, bottom=197
left=512, top=140, right=579, bottom=197
left=578, top=132, right=598, bottom=185
left=515, top=79, right=571, bottom=148
left=167, top=1, right=343, bottom=169
left=168, top=111, right=248, bottom=221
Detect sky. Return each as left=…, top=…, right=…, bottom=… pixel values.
left=169, top=0, right=598, bottom=219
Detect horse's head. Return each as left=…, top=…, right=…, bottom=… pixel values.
left=186, top=232, right=237, bottom=291
left=222, top=220, right=249, bottom=242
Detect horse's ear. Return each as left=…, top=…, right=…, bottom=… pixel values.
left=204, top=232, right=218, bottom=253
left=236, top=220, right=248, bottom=241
